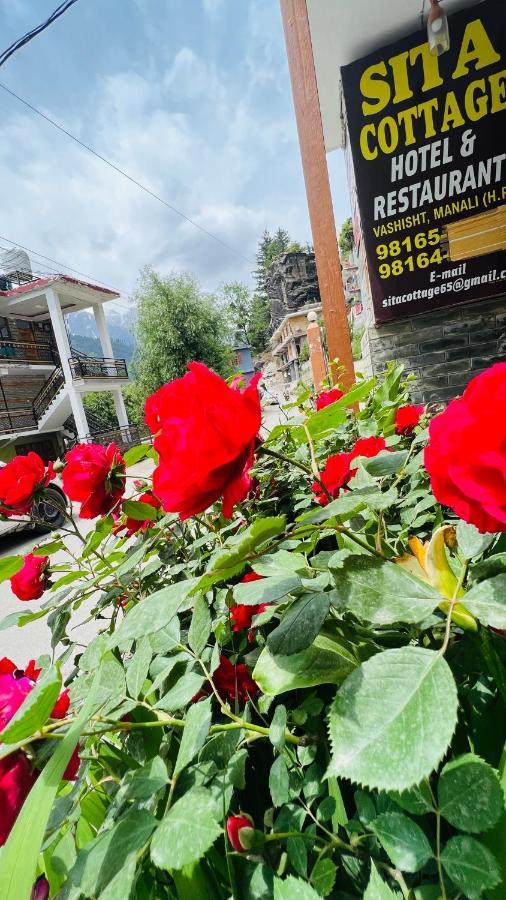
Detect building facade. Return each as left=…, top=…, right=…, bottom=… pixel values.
left=270, top=305, right=321, bottom=384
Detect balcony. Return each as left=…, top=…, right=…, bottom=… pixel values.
left=66, top=424, right=150, bottom=451
left=0, top=340, right=59, bottom=365
left=68, top=356, right=128, bottom=380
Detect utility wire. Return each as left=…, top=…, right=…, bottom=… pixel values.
left=0, top=0, right=81, bottom=69
left=0, top=81, right=254, bottom=265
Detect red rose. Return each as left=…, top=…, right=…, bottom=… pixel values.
left=10, top=554, right=49, bottom=601
left=149, top=363, right=262, bottom=519
left=312, top=435, right=387, bottom=505
left=0, top=667, right=33, bottom=729
left=31, top=875, right=50, bottom=900
left=51, top=688, right=70, bottom=720
left=226, top=813, right=254, bottom=851
left=395, top=404, right=424, bottom=436
left=212, top=655, right=258, bottom=706
left=62, top=745, right=80, bottom=781
left=62, top=443, right=125, bottom=518
left=0, top=452, right=54, bottom=517
left=119, top=491, right=161, bottom=536
left=316, top=388, right=344, bottom=411
left=230, top=602, right=269, bottom=633
left=0, top=751, right=36, bottom=845
left=23, top=659, right=41, bottom=680
left=424, top=363, right=506, bottom=533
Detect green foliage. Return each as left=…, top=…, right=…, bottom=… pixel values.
left=339, top=217, right=354, bottom=257
left=1, top=364, right=505, bottom=899
left=134, top=268, right=233, bottom=398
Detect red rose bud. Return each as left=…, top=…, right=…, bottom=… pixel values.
left=227, top=814, right=254, bottom=851
left=0, top=751, right=36, bottom=846
left=10, top=554, right=49, bottom=601
left=62, top=443, right=125, bottom=519
left=316, top=387, right=344, bottom=411
left=149, top=362, right=262, bottom=519
left=424, top=363, right=506, bottom=533
left=0, top=452, right=54, bottom=517
left=395, top=404, right=424, bottom=436
left=31, top=875, right=50, bottom=900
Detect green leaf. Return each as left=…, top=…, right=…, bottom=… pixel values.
left=121, top=499, right=158, bottom=521
left=438, top=753, right=505, bottom=833
left=109, top=580, right=197, bottom=647
left=120, top=756, right=169, bottom=800
left=269, top=755, right=290, bottom=806
left=234, top=573, right=301, bottom=606
left=0, top=555, right=23, bottom=582
left=32, top=541, right=65, bottom=556
left=155, top=671, right=205, bottom=712
left=0, top=608, right=47, bottom=632
left=267, top=593, right=330, bottom=655
left=360, top=450, right=408, bottom=477
left=253, top=631, right=356, bottom=696
left=269, top=704, right=287, bottom=750
left=274, top=875, right=321, bottom=899
left=330, top=556, right=440, bottom=626
left=441, top=836, right=501, bottom=898
left=310, top=858, right=337, bottom=897
left=98, top=855, right=137, bottom=900
left=150, top=788, right=222, bottom=870
left=299, top=493, right=366, bottom=525
left=68, top=809, right=156, bottom=896
left=200, top=516, right=286, bottom=589
left=173, top=697, right=212, bottom=778
left=253, top=550, right=307, bottom=576
left=126, top=636, right=152, bottom=699
left=471, top=553, right=506, bottom=582
left=462, top=575, right=506, bottom=629
left=0, top=666, right=61, bottom=743
left=123, top=443, right=149, bottom=466
left=114, top=543, right=147, bottom=576
left=327, top=647, right=458, bottom=791
left=0, top=666, right=101, bottom=900
left=287, top=836, right=307, bottom=878
left=364, top=862, right=400, bottom=899
left=371, top=812, right=433, bottom=872
left=291, top=378, right=376, bottom=446
left=456, top=522, right=495, bottom=560
left=188, top=595, right=211, bottom=656
left=387, top=784, right=434, bottom=816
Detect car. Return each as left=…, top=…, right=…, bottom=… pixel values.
left=0, top=481, right=68, bottom=538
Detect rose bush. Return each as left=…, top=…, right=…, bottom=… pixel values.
left=0, top=361, right=504, bottom=900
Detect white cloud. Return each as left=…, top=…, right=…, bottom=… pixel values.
left=202, top=0, right=225, bottom=16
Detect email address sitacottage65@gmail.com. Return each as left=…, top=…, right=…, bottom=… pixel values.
left=381, top=266, right=506, bottom=309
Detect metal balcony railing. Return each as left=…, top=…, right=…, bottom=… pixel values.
left=68, top=356, right=128, bottom=379
left=0, top=340, right=59, bottom=365
left=68, top=424, right=150, bottom=450
left=32, top=366, right=65, bottom=421
left=0, top=406, right=38, bottom=433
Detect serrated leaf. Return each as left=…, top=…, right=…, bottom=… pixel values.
left=150, top=788, right=222, bottom=870
left=253, top=551, right=307, bottom=576
left=299, top=493, right=366, bottom=525
left=364, top=862, right=400, bottom=899
left=462, top=576, right=506, bottom=629
left=253, top=631, right=356, bottom=696
left=269, top=704, right=287, bottom=750
left=456, top=522, right=495, bottom=560
left=155, top=671, right=205, bottom=712
left=0, top=555, right=23, bottom=582
left=269, top=755, right=290, bottom=806
left=188, top=595, right=212, bottom=656
left=98, top=854, right=137, bottom=900
left=387, top=783, right=434, bottom=815
left=32, top=541, right=65, bottom=556
left=200, top=516, right=286, bottom=589
left=173, top=697, right=212, bottom=778
left=330, top=556, right=440, bottom=626
left=371, top=812, right=433, bottom=872
left=438, top=753, right=504, bottom=833
left=274, top=874, right=321, bottom=899
left=441, top=836, right=501, bottom=898
left=234, top=573, right=301, bottom=606
left=327, top=647, right=458, bottom=791
left=120, top=756, right=169, bottom=800
left=267, top=593, right=330, bottom=656
left=68, top=809, right=156, bottom=896
left=114, top=543, right=147, bottom=576
left=287, top=836, right=307, bottom=878
left=121, top=499, right=158, bottom=521
left=361, top=450, right=408, bottom=477
left=310, top=858, right=337, bottom=896
left=109, top=580, right=197, bottom=647
left=0, top=666, right=61, bottom=743
left=126, top=636, right=152, bottom=699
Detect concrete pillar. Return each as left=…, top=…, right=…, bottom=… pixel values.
left=92, top=303, right=114, bottom=358
left=112, top=389, right=129, bottom=429
left=68, top=387, right=90, bottom=440
left=307, top=311, right=327, bottom=390
left=45, top=288, right=90, bottom=440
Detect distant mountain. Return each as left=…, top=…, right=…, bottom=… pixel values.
left=67, top=308, right=136, bottom=363
left=70, top=333, right=136, bottom=363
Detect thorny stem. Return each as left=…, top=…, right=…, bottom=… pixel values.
left=439, top=558, right=469, bottom=656
left=303, top=423, right=321, bottom=481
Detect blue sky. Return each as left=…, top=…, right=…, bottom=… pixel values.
left=0, top=0, right=350, bottom=312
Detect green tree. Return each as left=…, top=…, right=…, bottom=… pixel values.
left=83, top=387, right=143, bottom=433
left=339, top=217, right=354, bottom=257
left=134, top=269, right=233, bottom=399
left=222, top=281, right=271, bottom=357
left=254, top=228, right=293, bottom=295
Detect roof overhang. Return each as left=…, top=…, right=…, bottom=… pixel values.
left=0, top=276, right=119, bottom=320
left=306, top=0, right=484, bottom=152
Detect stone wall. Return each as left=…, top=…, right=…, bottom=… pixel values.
left=267, top=251, right=320, bottom=326
left=361, top=294, right=505, bottom=403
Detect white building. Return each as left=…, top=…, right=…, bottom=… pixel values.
left=0, top=273, right=136, bottom=463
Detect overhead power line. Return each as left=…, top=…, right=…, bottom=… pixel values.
left=0, top=0, right=81, bottom=69
left=0, top=81, right=254, bottom=265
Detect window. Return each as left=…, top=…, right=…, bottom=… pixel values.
left=0, top=317, right=11, bottom=340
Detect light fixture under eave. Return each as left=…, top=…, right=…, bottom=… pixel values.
left=427, top=0, right=450, bottom=56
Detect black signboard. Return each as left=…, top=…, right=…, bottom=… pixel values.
left=341, top=0, right=506, bottom=323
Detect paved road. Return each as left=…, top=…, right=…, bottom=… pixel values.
left=0, top=401, right=288, bottom=666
